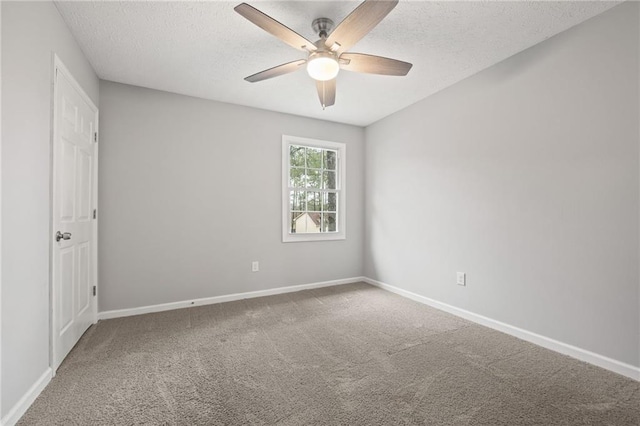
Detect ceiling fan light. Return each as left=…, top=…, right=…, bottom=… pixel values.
left=307, top=55, right=339, bottom=81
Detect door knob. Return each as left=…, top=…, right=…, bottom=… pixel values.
left=55, top=231, right=72, bottom=242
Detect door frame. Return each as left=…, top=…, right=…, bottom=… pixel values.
left=49, top=54, right=99, bottom=375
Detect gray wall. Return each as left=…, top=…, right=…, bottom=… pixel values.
left=98, top=81, right=364, bottom=312
left=365, top=2, right=639, bottom=367
left=1, top=0, right=99, bottom=417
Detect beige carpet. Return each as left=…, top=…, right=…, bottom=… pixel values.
left=19, top=282, right=639, bottom=425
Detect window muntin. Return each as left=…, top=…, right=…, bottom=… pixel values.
left=282, top=136, right=346, bottom=242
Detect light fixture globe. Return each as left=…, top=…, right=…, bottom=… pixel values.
left=307, top=52, right=339, bottom=81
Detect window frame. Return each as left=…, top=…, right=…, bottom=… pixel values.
left=282, top=135, right=346, bottom=243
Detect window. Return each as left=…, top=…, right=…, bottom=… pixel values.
left=282, top=135, right=346, bottom=242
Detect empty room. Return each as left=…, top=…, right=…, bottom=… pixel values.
left=1, top=0, right=639, bottom=425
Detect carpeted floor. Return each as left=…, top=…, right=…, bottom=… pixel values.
left=19, top=282, right=639, bottom=425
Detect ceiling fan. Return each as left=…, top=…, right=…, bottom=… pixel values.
left=234, top=0, right=412, bottom=109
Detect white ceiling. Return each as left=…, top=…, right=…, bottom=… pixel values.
left=55, top=1, right=620, bottom=126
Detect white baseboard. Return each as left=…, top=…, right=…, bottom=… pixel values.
left=98, top=277, right=366, bottom=320
left=1, top=368, right=52, bottom=426
left=363, top=277, right=640, bottom=382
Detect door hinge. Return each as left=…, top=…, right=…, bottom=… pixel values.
left=94, top=132, right=98, bottom=143
left=93, top=209, right=97, bottom=219
left=93, top=286, right=97, bottom=297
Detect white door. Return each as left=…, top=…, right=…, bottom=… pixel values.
left=52, top=57, right=98, bottom=372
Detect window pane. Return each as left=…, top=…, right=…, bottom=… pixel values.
left=290, top=145, right=305, bottom=168
left=322, top=171, right=336, bottom=189
left=324, top=150, right=337, bottom=170
left=307, top=147, right=322, bottom=169
left=290, top=168, right=305, bottom=188
left=306, top=169, right=321, bottom=189
left=322, top=192, right=337, bottom=212
left=308, top=213, right=321, bottom=232
left=307, top=192, right=321, bottom=211
left=290, top=191, right=305, bottom=211
left=322, top=213, right=337, bottom=232
left=292, top=212, right=321, bottom=234
left=290, top=212, right=302, bottom=233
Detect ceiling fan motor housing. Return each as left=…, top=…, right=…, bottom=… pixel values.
left=308, top=21, right=340, bottom=82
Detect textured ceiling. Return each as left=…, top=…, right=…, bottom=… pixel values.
left=55, top=1, right=620, bottom=126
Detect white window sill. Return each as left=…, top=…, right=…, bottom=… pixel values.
left=283, top=232, right=345, bottom=243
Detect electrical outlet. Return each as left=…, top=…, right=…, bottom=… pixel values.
left=456, top=272, right=466, bottom=286
left=252, top=261, right=259, bottom=272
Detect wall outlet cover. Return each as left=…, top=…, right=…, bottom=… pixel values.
left=252, top=261, right=259, bottom=272
left=457, top=272, right=466, bottom=286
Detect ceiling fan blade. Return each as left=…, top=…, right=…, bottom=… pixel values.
left=245, top=59, right=307, bottom=83
left=316, top=79, right=336, bottom=109
left=340, top=53, right=412, bottom=76
left=235, top=3, right=317, bottom=52
left=325, top=0, right=399, bottom=54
